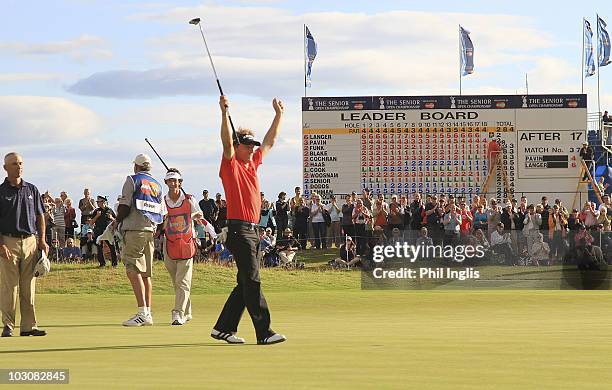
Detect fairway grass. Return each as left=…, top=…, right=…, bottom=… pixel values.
left=1, top=291, right=612, bottom=389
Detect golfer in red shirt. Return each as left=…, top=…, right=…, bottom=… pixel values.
left=211, top=95, right=286, bottom=345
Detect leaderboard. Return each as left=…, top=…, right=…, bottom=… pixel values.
left=302, top=94, right=587, bottom=204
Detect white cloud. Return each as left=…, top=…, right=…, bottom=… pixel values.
left=0, top=34, right=112, bottom=61
left=0, top=73, right=62, bottom=82
left=0, top=96, right=101, bottom=146
left=67, top=6, right=562, bottom=99
left=16, top=133, right=303, bottom=215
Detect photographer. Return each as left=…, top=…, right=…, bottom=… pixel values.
left=276, top=228, right=300, bottom=266
left=491, top=222, right=518, bottom=265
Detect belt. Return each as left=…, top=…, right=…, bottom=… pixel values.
left=226, top=219, right=259, bottom=230
left=2, top=232, right=34, bottom=239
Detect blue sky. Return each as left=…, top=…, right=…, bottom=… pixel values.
left=2, top=0, right=612, bottom=208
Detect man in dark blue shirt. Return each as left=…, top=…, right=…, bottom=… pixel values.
left=0, top=152, right=48, bottom=337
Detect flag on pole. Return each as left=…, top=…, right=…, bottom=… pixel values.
left=460, top=26, right=474, bottom=76
left=585, top=19, right=596, bottom=77
left=598, top=15, right=611, bottom=67
left=305, top=25, right=318, bottom=87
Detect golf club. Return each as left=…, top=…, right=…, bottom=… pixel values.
left=145, top=138, right=187, bottom=196
left=189, top=17, right=239, bottom=144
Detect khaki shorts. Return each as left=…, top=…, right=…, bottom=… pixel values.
left=122, top=230, right=154, bottom=277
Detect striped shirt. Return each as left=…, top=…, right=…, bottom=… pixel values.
left=53, top=204, right=66, bottom=228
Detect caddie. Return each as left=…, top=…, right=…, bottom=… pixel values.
left=114, top=153, right=166, bottom=327
left=162, top=168, right=215, bottom=325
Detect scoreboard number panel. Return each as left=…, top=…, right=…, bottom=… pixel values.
left=302, top=95, right=587, bottom=205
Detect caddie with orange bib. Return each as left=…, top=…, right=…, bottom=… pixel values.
left=162, top=168, right=214, bottom=325
left=165, top=195, right=196, bottom=261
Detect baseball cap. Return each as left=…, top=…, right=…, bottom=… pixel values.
left=133, top=153, right=152, bottom=166
left=236, top=133, right=261, bottom=146
left=87, top=229, right=93, bottom=234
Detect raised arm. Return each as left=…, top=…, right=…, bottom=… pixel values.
left=259, top=98, right=284, bottom=158
left=220, top=95, right=234, bottom=160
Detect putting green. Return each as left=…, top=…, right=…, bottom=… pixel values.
left=1, top=290, right=611, bottom=389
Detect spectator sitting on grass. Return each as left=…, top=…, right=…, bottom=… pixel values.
left=472, top=228, right=490, bottom=250
left=490, top=222, right=518, bottom=265
left=415, top=227, right=433, bottom=246
left=276, top=228, right=300, bottom=266
left=388, top=227, right=403, bottom=246
left=529, top=232, right=550, bottom=267
left=371, top=225, right=387, bottom=245
left=62, top=238, right=82, bottom=261
left=80, top=217, right=93, bottom=254
left=48, top=238, right=61, bottom=262
left=576, top=237, right=606, bottom=270
left=264, top=227, right=276, bottom=247
left=82, top=229, right=96, bottom=260
left=258, top=229, right=277, bottom=267
left=331, top=236, right=360, bottom=268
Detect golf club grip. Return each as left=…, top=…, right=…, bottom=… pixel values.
left=216, top=80, right=224, bottom=96
left=227, top=113, right=239, bottom=144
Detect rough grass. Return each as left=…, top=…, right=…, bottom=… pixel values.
left=36, top=250, right=359, bottom=295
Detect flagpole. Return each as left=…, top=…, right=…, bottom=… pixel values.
left=304, top=24, right=307, bottom=97
left=597, top=14, right=602, bottom=116
left=459, top=24, right=462, bottom=96
left=582, top=17, right=586, bottom=93
left=525, top=73, right=529, bottom=95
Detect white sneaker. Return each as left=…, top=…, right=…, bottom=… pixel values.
left=144, top=313, right=153, bottom=326
left=122, top=313, right=147, bottom=327
left=210, top=329, right=246, bottom=344
left=171, top=312, right=185, bottom=325
left=184, top=314, right=192, bottom=322
left=258, top=333, right=287, bottom=345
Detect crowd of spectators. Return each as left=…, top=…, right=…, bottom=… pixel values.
left=246, top=187, right=612, bottom=269
left=40, top=185, right=612, bottom=270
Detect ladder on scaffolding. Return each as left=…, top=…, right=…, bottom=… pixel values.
left=480, top=151, right=512, bottom=202
left=573, top=159, right=604, bottom=210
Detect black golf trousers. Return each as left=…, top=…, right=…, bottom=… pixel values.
left=214, top=224, right=273, bottom=340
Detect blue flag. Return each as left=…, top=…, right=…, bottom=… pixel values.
left=305, top=25, right=318, bottom=88
left=598, top=16, right=611, bottom=67
left=585, top=19, right=596, bottom=77
left=460, top=26, right=474, bottom=76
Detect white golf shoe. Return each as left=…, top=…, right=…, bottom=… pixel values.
left=210, top=329, right=246, bottom=344
left=123, top=313, right=148, bottom=327
left=257, top=333, right=287, bottom=345
left=171, top=311, right=185, bottom=325
left=143, top=313, right=153, bottom=326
